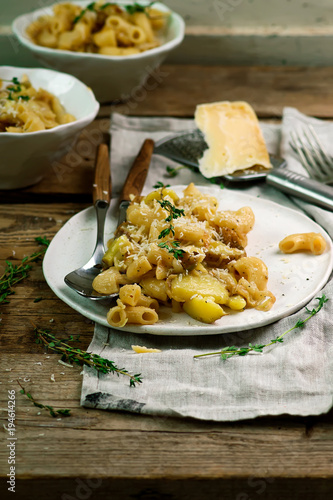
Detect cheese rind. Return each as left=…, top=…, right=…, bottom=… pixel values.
left=194, top=101, right=272, bottom=177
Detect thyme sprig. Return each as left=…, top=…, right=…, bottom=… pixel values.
left=17, top=380, right=71, bottom=418
left=194, top=295, right=328, bottom=360
left=153, top=182, right=185, bottom=260
left=17, top=381, right=71, bottom=418
left=34, top=327, right=142, bottom=387
left=0, top=237, right=50, bottom=306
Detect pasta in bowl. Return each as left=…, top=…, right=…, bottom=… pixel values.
left=0, top=75, right=76, bottom=133
left=13, top=1, right=185, bottom=102
left=0, top=66, right=99, bottom=189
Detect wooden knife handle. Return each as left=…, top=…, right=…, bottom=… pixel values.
left=119, top=138, right=154, bottom=201
left=93, top=143, right=111, bottom=204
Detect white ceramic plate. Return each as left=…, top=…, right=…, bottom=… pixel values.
left=43, top=186, right=333, bottom=335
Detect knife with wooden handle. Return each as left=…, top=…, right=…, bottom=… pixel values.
left=92, top=142, right=111, bottom=206
left=117, top=138, right=155, bottom=225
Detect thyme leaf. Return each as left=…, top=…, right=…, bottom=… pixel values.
left=157, top=198, right=185, bottom=221
left=17, top=381, right=71, bottom=418
left=158, top=240, right=185, bottom=260
left=34, top=327, right=142, bottom=387
left=166, top=165, right=185, bottom=177
left=153, top=181, right=169, bottom=189
left=194, top=295, right=328, bottom=360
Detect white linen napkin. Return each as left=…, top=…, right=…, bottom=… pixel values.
left=81, top=109, right=333, bottom=421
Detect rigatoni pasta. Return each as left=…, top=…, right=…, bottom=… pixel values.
left=93, top=183, right=277, bottom=326
left=26, top=2, right=169, bottom=56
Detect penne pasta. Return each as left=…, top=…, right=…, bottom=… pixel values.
left=124, top=305, right=159, bottom=325
left=106, top=300, right=128, bottom=327
left=279, top=233, right=326, bottom=255
left=130, top=12, right=155, bottom=42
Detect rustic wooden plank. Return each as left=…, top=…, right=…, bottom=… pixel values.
left=0, top=203, right=94, bottom=352
left=0, top=203, right=87, bottom=252
left=98, top=65, right=333, bottom=119
left=0, top=207, right=92, bottom=353
left=4, top=425, right=332, bottom=479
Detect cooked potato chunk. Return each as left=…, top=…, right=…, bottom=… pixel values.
left=183, top=296, right=226, bottom=323
left=168, top=273, right=229, bottom=304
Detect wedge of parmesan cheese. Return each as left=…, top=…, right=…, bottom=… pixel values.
left=131, top=345, right=162, bottom=354
left=194, top=101, right=272, bottom=177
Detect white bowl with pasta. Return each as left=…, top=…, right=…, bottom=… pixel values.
left=0, top=66, right=99, bottom=189
left=12, top=1, right=185, bottom=103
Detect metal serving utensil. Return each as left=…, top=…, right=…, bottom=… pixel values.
left=155, top=128, right=333, bottom=210
left=154, top=129, right=286, bottom=184
left=64, top=139, right=154, bottom=299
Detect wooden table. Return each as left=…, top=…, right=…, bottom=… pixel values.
left=1, top=65, right=333, bottom=500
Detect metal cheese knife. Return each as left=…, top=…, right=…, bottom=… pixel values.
left=64, top=139, right=154, bottom=300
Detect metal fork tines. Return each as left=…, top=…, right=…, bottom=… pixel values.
left=290, top=125, right=333, bottom=184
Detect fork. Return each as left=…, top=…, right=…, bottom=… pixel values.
left=290, top=125, right=333, bottom=184
left=266, top=125, right=333, bottom=211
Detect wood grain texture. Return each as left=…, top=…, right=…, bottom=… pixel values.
left=99, top=65, right=333, bottom=119
left=0, top=204, right=94, bottom=353
left=119, top=138, right=155, bottom=201
left=92, top=143, right=111, bottom=204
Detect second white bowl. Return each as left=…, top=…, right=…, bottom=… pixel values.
left=12, top=1, right=185, bottom=103
left=0, top=66, right=99, bottom=190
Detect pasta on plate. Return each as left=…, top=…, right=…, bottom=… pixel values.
left=279, top=232, right=327, bottom=255
left=26, top=2, right=169, bottom=55
left=92, top=183, right=276, bottom=326
left=0, top=75, right=75, bottom=133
